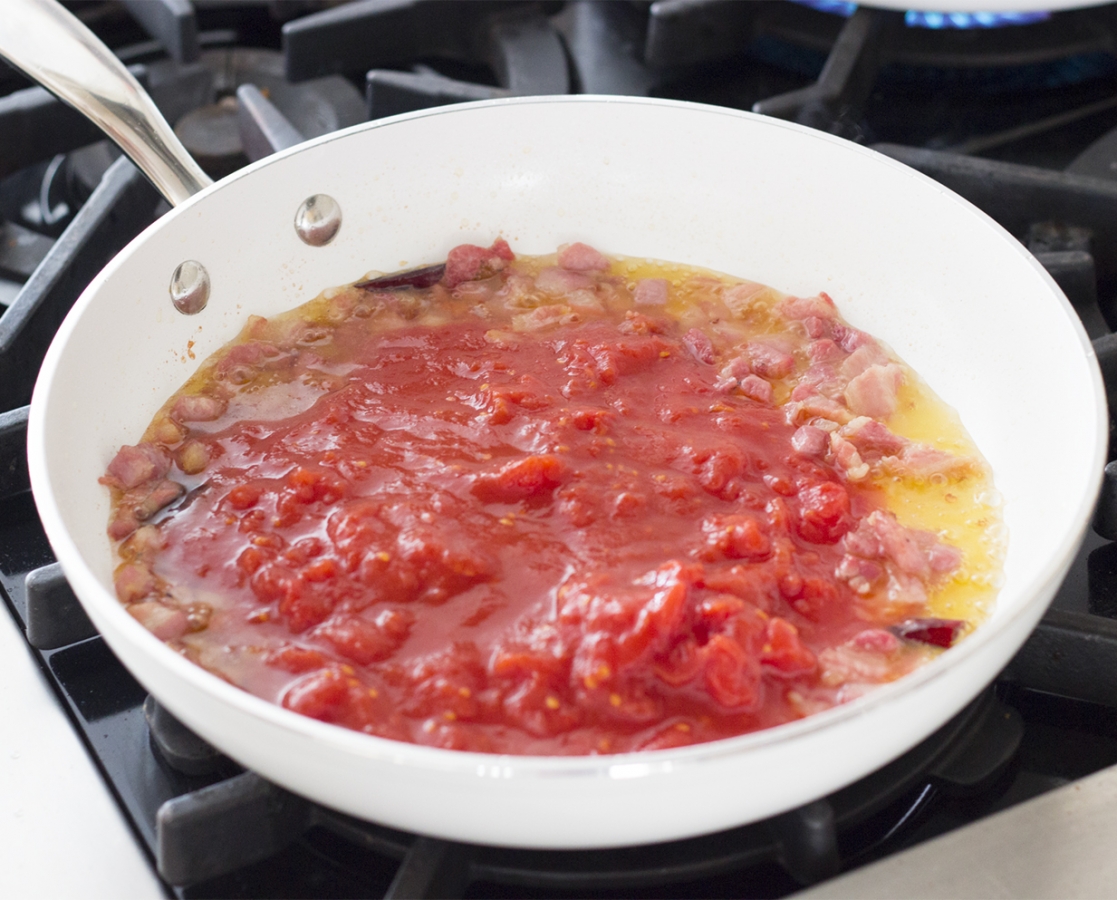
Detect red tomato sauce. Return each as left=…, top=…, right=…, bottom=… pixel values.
left=105, top=243, right=971, bottom=755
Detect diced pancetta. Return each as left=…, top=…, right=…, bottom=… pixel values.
left=880, top=444, right=980, bottom=482
left=850, top=628, right=901, bottom=654
left=785, top=394, right=852, bottom=427
left=566, top=290, right=606, bottom=313
left=875, top=518, right=934, bottom=579
left=120, top=524, right=161, bottom=559
left=442, top=238, right=515, bottom=288
left=109, top=479, right=186, bottom=540
left=818, top=642, right=896, bottom=686
left=844, top=363, right=902, bottom=418
left=618, top=311, right=670, bottom=335
left=134, top=479, right=187, bottom=523
left=171, top=394, right=226, bottom=423
left=878, top=571, right=930, bottom=619
left=829, top=433, right=869, bottom=481
left=780, top=293, right=836, bottom=321
left=838, top=417, right=907, bottom=459
left=177, top=441, right=210, bottom=475
left=215, top=340, right=295, bottom=382
left=722, top=281, right=767, bottom=314
left=804, top=315, right=863, bottom=347
left=683, top=328, right=716, bottom=364
left=835, top=554, right=885, bottom=595
left=842, top=520, right=882, bottom=559
left=744, top=341, right=795, bottom=379
left=557, top=242, right=609, bottom=272
left=791, top=364, right=845, bottom=401
left=634, top=278, right=669, bottom=306
left=841, top=510, right=962, bottom=583
left=103, top=443, right=170, bottom=490
left=512, top=305, right=578, bottom=332
left=839, top=343, right=888, bottom=380
left=151, top=418, right=185, bottom=445
left=114, top=563, right=155, bottom=604
left=452, top=280, right=496, bottom=303
left=926, top=541, right=964, bottom=575
left=215, top=339, right=272, bottom=379
left=791, top=425, right=829, bottom=458
left=807, top=339, right=845, bottom=365
left=818, top=629, right=927, bottom=687
left=719, top=355, right=752, bottom=382
left=128, top=601, right=189, bottom=641
left=738, top=374, right=773, bottom=404
left=803, top=316, right=830, bottom=339
left=536, top=266, right=596, bottom=295
left=493, top=273, right=539, bottom=309
left=837, top=328, right=877, bottom=353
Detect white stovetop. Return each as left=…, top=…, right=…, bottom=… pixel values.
left=794, top=762, right=1117, bottom=899
left=0, top=608, right=161, bottom=898
left=6, top=595, right=1117, bottom=899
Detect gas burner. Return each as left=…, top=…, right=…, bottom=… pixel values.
left=175, top=97, right=245, bottom=180
left=647, top=1, right=1115, bottom=75
left=150, top=46, right=365, bottom=178
left=137, top=688, right=1019, bottom=896
left=8, top=2, right=1117, bottom=897
left=641, top=1, right=1117, bottom=165
left=58, top=44, right=365, bottom=198
left=277, top=2, right=1117, bottom=166
left=284, top=0, right=573, bottom=118
left=792, top=1, right=1053, bottom=30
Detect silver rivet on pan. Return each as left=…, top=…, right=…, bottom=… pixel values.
left=294, top=194, right=341, bottom=246
left=169, top=260, right=210, bottom=315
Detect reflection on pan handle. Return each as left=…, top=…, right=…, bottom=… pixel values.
left=0, top=0, right=212, bottom=206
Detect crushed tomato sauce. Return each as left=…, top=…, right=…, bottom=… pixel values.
left=103, top=241, right=1002, bottom=755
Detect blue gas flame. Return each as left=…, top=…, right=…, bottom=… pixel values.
left=791, top=1, right=1051, bottom=29
left=905, top=9, right=1050, bottom=28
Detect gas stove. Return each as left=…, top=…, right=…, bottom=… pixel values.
left=5, top=1, right=1117, bottom=897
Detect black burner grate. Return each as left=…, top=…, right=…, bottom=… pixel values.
left=7, top=2, right=1117, bottom=897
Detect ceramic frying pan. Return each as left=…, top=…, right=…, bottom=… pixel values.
left=4, top=0, right=1105, bottom=848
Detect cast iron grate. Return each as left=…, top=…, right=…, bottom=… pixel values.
left=4, top=141, right=1117, bottom=898
left=8, top=1, right=1117, bottom=897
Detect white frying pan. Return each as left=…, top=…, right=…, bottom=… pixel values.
left=4, top=0, right=1106, bottom=849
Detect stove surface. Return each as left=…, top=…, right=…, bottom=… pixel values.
left=6, top=1, right=1117, bottom=897
left=0, top=590, right=162, bottom=898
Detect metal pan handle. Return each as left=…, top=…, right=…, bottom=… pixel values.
left=0, top=0, right=212, bottom=206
